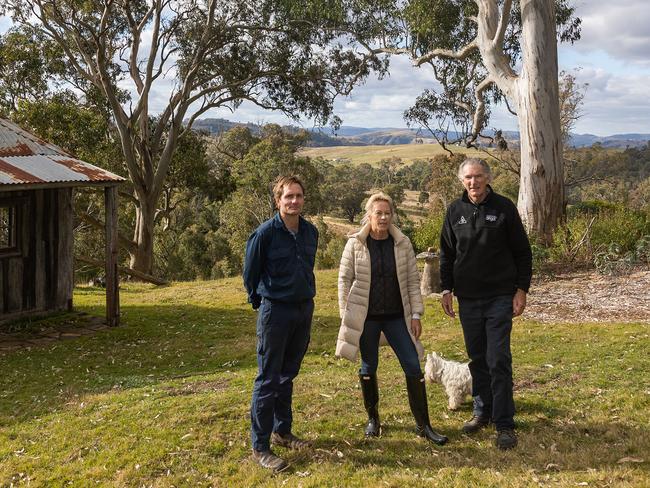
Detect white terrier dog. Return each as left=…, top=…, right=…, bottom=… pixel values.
left=424, top=352, right=472, bottom=410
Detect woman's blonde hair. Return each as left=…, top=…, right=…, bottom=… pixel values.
left=361, top=191, right=396, bottom=225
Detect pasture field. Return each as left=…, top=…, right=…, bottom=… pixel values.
left=0, top=271, right=648, bottom=486
left=300, top=143, right=485, bottom=165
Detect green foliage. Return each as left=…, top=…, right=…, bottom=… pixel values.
left=397, top=159, right=433, bottom=191
left=570, top=200, right=618, bottom=214
left=381, top=183, right=406, bottom=206
left=398, top=0, right=581, bottom=142
left=491, top=164, right=519, bottom=202
left=529, top=237, right=551, bottom=275
left=314, top=217, right=346, bottom=270
left=593, top=243, right=638, bottom=276
left=428, top=153, right=463, bottom=208
left=0, top=26, right=68, bottom=113
left=12, top=90, right=123, bottom=173
left=541, top=205, right=650, bottom=272
left=635, top=235, right=650, bottom=267
left=412, top=211, right=445, bottom=253
left=590, top=207, right=650, bottom=253
left=218, top=125, right=326, bottom=271
left=2, top=0, right=388, bottom=273
left=629, top=175, right=650, bottom=212
left=320, top=163, right=373, bottom=223
left=219, top=191, right=268, bottom=271
left=155, top=197, right=234, bottom=281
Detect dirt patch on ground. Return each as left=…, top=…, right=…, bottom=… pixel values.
left=0, top=311, right=108, bottom=353
left=525, top=268, right=650, bottom=323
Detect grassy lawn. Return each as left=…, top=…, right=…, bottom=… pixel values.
left=299, top=143, right=485, bottom=165
left=1, top=270, right=649, bottom=486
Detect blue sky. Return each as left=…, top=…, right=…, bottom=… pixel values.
left=1, top=1, right=649, bottom=136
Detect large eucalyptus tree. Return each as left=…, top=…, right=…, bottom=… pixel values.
left=1, top=0, right=378, bottom=273
left=355, top=0, right=581, bottom=243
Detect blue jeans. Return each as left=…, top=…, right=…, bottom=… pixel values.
left=359, top=316, right=422, bottom=377
left=457, top=295, right=515, bottom=430
left=250, top=298, right=313, bottom=451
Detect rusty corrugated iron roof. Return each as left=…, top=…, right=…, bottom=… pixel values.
left=0, top=118, right=124, bottom=187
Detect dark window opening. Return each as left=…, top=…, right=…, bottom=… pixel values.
left=0, top=205, right=17, bottom=251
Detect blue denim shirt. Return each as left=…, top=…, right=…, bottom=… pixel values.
left=243, top=213, right=318, bottom=309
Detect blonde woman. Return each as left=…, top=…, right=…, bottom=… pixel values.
left=336, top=192, right=448, bottom=445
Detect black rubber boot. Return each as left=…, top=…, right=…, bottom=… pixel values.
left=359, top=374, right=380, bottom=437
left=405, top=374, right=448, bottom=445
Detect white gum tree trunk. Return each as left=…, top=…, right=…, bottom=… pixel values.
left=475, top=0, right=564, bottom=244
left=515, top=0, right=564, bottom=243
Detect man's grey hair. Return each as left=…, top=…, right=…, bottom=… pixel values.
left=457, top=157, right=493, bottom=183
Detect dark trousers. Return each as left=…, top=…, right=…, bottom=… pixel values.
left=457, top=295, right=515, bottom=430
left=250, top=298, right=313, bottom=451
left=359, top=316, right=422, bottom=377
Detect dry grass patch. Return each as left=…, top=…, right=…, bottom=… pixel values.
left=300, top=143, right=484, bottom=165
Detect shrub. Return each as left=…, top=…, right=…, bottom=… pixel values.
left=314, top=217, right=347, bottom=270
left=589, top=207, right=650, bottom=252
left=543, top=205, right=650, bottom=272
left=412, top=212, right=445, bottom=253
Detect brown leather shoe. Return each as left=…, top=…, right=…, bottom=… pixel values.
left=271, top=432, right=310, bottom=450
left=251, top=449, right=289, bottom=472
left=462, top=415, right=491, bottom=434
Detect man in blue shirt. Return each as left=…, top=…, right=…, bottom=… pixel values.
left=243, top=175, right=318, bottom=472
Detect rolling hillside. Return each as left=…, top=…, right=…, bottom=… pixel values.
left=299, top=143, right=485, bottom=165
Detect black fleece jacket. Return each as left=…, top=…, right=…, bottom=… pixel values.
left=439, top=187, right=532, bottom=298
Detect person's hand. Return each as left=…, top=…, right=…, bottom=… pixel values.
left=513, top=289, right=527, bottom=317
left=441, top=292, right=455, bottom=318
left=410, top=318, right=422, bottom=339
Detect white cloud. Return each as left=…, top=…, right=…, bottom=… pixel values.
left=571, top=67, right=650, bottom=135
left=573, top=0, right=650, bottom=65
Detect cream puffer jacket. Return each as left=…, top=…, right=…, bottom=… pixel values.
left=335, top=223, right=425, bottom=361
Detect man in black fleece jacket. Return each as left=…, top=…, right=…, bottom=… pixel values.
left=439, top=157, right=532, bottom=450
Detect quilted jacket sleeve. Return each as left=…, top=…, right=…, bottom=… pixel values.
left=405, top=239, right=424, bottom=316
left=338, top=238, right=356, bottom=319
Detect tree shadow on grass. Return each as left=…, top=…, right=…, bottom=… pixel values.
left=0, top=304, right=340, bottom=427
left=273, top=397, right=649, bottom=476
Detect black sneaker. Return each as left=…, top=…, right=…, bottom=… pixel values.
left=495, top=429, right=518, bottom=450
left=462, top=415, right=491, bottom=434
left=251, top=448, right=289, bottom=472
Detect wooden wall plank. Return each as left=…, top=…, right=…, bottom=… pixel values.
left=56, top=188, right=74, bottom=311
left=7, top=257, right=23, bottom=312
left=0, top=260, right=4, bottom=313
left=43, top=189, right=55, bottom=309
left=34, top=190, right=45, bottom=310
left=22, top=191, right=36, bottom=310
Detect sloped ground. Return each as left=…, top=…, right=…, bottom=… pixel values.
left=526, top=268, right=650, bottom=323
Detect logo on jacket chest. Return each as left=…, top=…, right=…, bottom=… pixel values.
left=456, top=216, right=467, bottom=225
left=485, top=214, right=498, bottom=222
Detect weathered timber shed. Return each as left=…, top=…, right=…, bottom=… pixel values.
left=0, top=118, right=124, bottom=326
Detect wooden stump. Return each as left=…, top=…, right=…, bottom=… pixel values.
left=417, top=247, right=441, bottom=295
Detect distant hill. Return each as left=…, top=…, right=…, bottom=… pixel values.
left=191, top=118, right=262, bottom=135
left=189, top=118, right=650, bottom=149
left=567, top=133, right=650, bottom=148
left=319, top=126, right=650, bottom=149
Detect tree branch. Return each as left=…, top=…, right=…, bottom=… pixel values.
left=494, top=0, right=513, bottom=48
left=76, top=254, right=168, bottom=285
left=77, top=210, right=138, bottom=252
